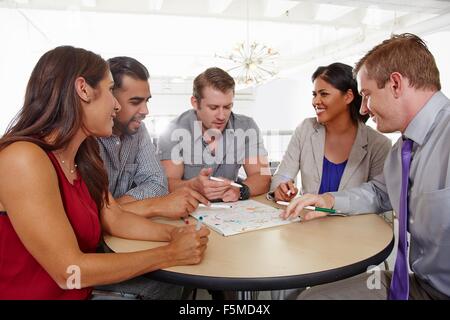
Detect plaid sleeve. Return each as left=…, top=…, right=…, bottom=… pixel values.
left=125, top=126, right=169, bottom=199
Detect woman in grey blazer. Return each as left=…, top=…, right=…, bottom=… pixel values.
left=270, top=63, right=391, bottom=201
left=270, top=62, right=391, bottom=300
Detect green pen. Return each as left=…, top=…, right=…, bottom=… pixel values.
left=304, top=206, right=343, bottom=215
left=276, top=201, right=345, bottom=216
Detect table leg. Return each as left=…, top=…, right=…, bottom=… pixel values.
left=238, top=291, right=259, bottom=300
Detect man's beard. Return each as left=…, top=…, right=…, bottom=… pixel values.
left=113, top=117, right=142, bottom=136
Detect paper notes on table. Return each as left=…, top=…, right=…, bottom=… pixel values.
left=190, top=199, right=300, bottom=236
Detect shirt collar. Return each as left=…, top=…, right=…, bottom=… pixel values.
left=225, top=112, right=235, bottom=134
left=403, top=91, right=447, bottom=146
left=190, top=110, right=235, bottom=143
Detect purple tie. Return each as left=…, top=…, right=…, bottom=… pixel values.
left=389, top=138, right=413, bottom=300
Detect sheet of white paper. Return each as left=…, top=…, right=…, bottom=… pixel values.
left=190, top=199, right=300, bottom=236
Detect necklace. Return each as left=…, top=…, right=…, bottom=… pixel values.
left=54, top=152, right=78, bottom=174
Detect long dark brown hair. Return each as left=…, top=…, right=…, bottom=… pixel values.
left=0, top=45, right=109, bottom=211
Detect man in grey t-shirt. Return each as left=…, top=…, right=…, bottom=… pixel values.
left=158, top=67, right=271, bottom=202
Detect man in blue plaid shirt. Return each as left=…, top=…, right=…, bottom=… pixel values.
left=98, top=56, right=209, bottom=220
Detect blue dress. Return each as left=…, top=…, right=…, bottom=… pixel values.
left=318, top=157, right=348, bottom=194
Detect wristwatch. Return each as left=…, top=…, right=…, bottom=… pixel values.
left=266, top=191, right=275, bottom=201
left=239, top=182, right=251, bottom=200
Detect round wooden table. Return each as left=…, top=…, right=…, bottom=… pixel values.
left=104, top=196, right=394, bottom=292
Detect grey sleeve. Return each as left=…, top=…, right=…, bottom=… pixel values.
left=157, top=124, right=182, bottom=162
left=270, top=123, right=303, bottom=192
left=247, top=118, right=268, bottom=158
left=235, top=118, right=268, bottom=164
left=331, top=173, right=392, bottom=215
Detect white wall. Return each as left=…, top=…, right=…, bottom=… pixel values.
left=1, top=6, right=449, bottom=136
left=238, top=29, right=450, bottom=133
left=147, top=29, right=450, bottom=136
left=249, top=77, right=313, bottom=131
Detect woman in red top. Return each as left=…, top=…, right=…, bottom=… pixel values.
left=0, top=46, right=209, bottom=299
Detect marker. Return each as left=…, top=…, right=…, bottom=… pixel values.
left=210, top=176, right=242, bottom=188
left=196, top=216, right=203, bottom=231
left=276, top=202, right=343, bottom=215
left=199, top=203, right=233, bottom=209
left=304, top=206, right=342, bottom=214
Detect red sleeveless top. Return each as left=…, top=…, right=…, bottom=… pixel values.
left=0, top=151, right=101, bottom=299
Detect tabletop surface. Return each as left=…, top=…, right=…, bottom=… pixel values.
left=104, top=196, right=394, bottom=290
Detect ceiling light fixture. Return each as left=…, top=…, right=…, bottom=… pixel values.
left=215, top=0, right=279, bottom=86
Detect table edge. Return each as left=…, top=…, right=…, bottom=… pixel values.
left=142, top=235, right=395, bottom=291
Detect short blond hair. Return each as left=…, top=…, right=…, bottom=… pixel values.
left=193, top=67, right=235, bottom=101
left=354, top=33, right=440, bottom=91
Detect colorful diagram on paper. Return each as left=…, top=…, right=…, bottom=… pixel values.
left=190, top=199, right=300, bottom=236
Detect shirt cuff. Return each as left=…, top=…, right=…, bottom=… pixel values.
left=330, top=192, right=351, bottom=215
left=126, top=186, right=168, bottom=200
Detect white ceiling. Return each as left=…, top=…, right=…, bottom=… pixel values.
left=1, top=0, right=450, bottom=89
left=2, top=0, right=449, bottom=23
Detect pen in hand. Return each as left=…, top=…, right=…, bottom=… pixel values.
left=209, top=176, right=242, bottom=188
left=282, top=179, right=299, bottom=197
left=276, top=201, right=344, bottom=215
left=304, top=206, right=343, bottom=214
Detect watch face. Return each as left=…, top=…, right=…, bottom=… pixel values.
left=240, top=184, right=250, bottom=200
